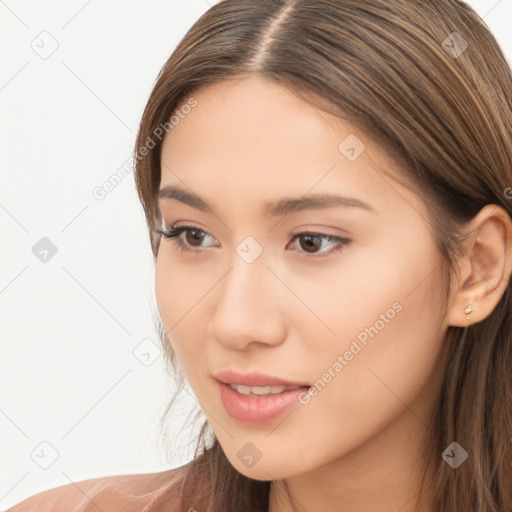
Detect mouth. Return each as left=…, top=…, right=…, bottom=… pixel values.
left=227, top=382, right=306, bottom=397
left=214, top=370, right=311, bottom=424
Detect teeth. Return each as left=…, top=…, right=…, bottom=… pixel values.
left=229, top=383, right=298, bottom=396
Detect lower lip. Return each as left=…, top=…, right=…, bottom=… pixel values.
left=218, top=381, right=310, bottom=424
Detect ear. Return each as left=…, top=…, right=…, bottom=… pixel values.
left=446, top=204, right=512, bottom=327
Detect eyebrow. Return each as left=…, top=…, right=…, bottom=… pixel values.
left=157, top=185, right=375, bottom=217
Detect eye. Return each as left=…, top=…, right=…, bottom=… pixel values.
left=157, top=225, right=218, bottom=254
left=287, top=232, right=351, bottom=258
left=157, top=225, right=351, bottom=257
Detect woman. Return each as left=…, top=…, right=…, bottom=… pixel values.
left=8, top=0, right=512, bottom=511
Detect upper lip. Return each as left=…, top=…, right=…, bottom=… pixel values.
left=214, top=370, right=310, bottom=387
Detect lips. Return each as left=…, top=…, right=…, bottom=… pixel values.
left=214, top=370, right=311, bottom=423
left=214, top=369, right=310, bottom=387
left=217, top=381, right=310, bottom=423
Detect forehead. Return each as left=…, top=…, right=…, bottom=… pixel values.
left=163, top=77, right=343, bottom=163
left=159, top=77, right=425, bottom=220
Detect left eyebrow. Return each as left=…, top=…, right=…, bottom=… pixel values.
left=157, top=185, right=376, bottom=217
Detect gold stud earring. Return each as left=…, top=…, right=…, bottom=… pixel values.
left=464, top=305, right=473, bottom=320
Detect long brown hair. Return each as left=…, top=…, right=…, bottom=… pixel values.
left=134, top=1, right=512, bottom=510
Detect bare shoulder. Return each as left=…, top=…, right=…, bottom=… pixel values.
left=6, top=463, right=190, bottom=512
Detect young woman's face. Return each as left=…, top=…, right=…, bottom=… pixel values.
left=155, top=77, right=451, bottom=481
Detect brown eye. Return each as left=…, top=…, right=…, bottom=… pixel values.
left=185, top=228, right=207, bottom=246
left=289, top=232, right=351, bottom=258
left=298, top=234, right=323, bottom=253
left=158, top=225, right=218, bottom=253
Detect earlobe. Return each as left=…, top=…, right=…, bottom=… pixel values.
left=446, top=204, right=512, bottom=327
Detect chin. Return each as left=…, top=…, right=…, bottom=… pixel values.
left=231, top=462, right=281, bottom=482
left=225, top=451, right=301, bottom=482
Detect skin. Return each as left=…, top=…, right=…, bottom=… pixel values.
left=154, top=76, right=512, bottom=512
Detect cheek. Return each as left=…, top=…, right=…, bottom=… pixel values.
left=154, top=253, right=177, bottom=328
left=290, top=238, right=447, bottom=434
left=154, top=251, right=213, bottom=374
left=154, top=249, right=208, bottom=325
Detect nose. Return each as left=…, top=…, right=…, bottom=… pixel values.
left=207, top=250, right=287, bottom=351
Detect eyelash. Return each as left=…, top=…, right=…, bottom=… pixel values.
left=157, top=225, right=351, bottom=258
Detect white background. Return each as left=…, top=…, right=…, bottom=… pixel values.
left=1, top=0, right=511, bottom=509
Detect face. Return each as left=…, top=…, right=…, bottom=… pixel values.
left=155, top=77, right=450, bottom=481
